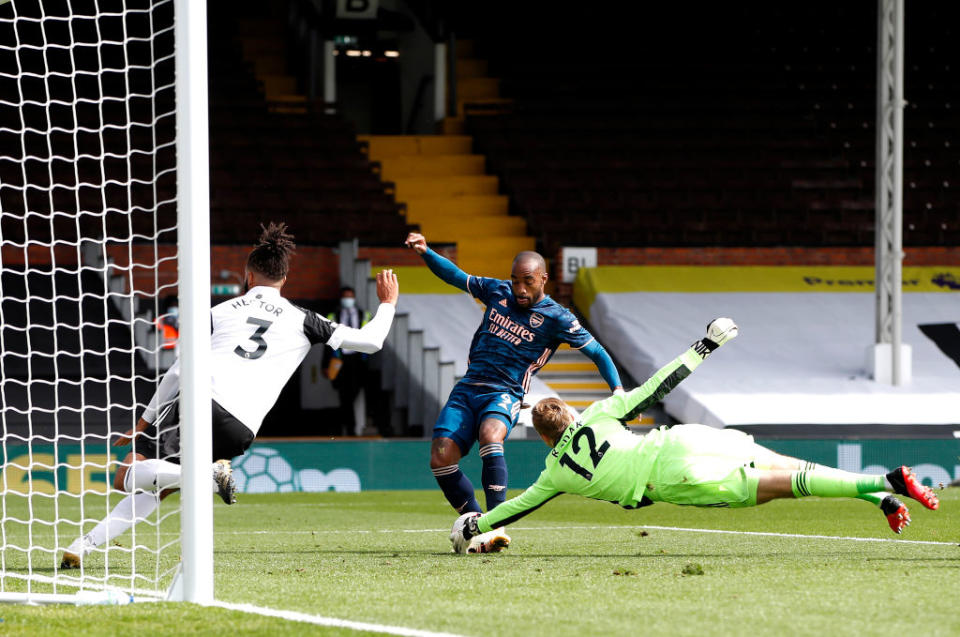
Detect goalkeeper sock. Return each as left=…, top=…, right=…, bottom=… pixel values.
left=856, top=491, right=890, bottom=507
left=124, top=458, right=181, bottom=492
left=479, top=443, right=507, bottom=511
left=432, top=464, right=481, bottom=514
left=753, top=456, right=845, bottom=473
left=85, top=492, right=160, bottom=549
left=790, top=470, right=886, bottom=498
left=791, top=461, right=887, bottom=483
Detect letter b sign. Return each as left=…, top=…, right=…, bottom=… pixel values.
left=561, top=247, right=597, bottom=283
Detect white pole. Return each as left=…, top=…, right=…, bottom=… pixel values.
left=873, top=0, right=907, bottom=385
left=174, top=0, right=213, bottom=603
left=434, top=42, right=447, bottom=123
left=323, top=39, right=336, bottom=106
left=889, top=0, right=905, bottom=386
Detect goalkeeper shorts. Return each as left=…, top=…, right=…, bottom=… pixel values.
left=133, top=398, right=255, bottom=464
left=644, top=424, right=760, bottom=508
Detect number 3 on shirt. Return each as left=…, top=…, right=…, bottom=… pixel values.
left=234, top=317, right=273, bottom=360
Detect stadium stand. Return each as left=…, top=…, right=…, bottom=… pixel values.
left=450, top=2, right=960, bottom=254
left=207, top=9, right=415, bottom=245
left=0, top=4, right=412, bottom=248
left=0, top=1, right=414, bottom=440
left=0, top=264, right=151, bottom=440
left=3, top=1, right=955, bottom=440
left=0, top=0, right=176, bottom=440
left=426, top=2, right=960, bottom=435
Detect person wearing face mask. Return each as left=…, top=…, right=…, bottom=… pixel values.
left=324, top=287, right=373, bottom=436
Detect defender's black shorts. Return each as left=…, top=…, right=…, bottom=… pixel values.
left=133, top=399, right=255, bottom=464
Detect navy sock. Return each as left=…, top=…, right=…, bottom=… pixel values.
left=432, top=465, right=481, bottom=513
left=479, top=443, right=507, bottom=511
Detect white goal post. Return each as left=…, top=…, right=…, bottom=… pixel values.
left=0, top=0, right=211, bottom=604
left=173, top=0, right=212, bottom=605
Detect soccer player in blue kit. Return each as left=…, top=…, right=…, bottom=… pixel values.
left=404, top=232, right=624, bottom=514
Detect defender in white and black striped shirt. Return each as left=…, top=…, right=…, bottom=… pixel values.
left=61, top=222, right=399, bottom=569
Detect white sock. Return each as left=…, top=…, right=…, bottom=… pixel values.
left=124, top=458, right=182, bottom=492
left=81, top=492, right=161, bottom=552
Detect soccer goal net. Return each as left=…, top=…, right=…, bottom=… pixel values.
left=0, top=0, right=210, bottom=604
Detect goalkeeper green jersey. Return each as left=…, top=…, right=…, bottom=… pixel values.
left=476, top=347, right=705, bottom=534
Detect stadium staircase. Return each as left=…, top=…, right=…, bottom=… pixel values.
left=356, top=37, right=533, bottom=278
left=440, top=39, right=513, bottom=135
left=206, top=9, right=414, bottom=245
left=538, top=345, right=651, bottom=427
left=358, top=134, right=534, bottom=278
left=236, top=16, right=309, bottom=114
left=360, top=39, right=636, bottom=423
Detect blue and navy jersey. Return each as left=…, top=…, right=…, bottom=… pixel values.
left=462, top=276, right=595, bottom=395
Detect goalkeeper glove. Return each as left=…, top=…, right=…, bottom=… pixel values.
left=692, top=317, right=738, bottom=359
left=450, top=512, right=481, bottom=554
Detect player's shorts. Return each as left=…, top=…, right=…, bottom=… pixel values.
left=432, top=382, right=522, bottom=456
left=644, top=424, right=760, bottom=508
left=133, top=398, right=255, bottom=464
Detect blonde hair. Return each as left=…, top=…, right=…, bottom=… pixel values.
left=532, top=397, right=574, bottom=445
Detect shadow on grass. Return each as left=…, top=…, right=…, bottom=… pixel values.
left=215, top=547, right=447, bottom=557
left=214, top=546, right=743, bottom=559
left=511, top=552, right=821, bottom=559
left=215, top=546, right=861, bottom=560
left=864, top=556, right=960, bottom=563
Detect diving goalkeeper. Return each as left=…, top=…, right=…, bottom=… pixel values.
left=452, top=324, right=940, bottom=553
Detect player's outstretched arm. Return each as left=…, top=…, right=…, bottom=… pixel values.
left=451, top=479, right=560, bottom=552
left=332, top=269, right=399, bottom=353
left=113, top=417, right=152, bottom=447
left=693, top=317, right=738, bottom=358
left=583, top=317, right=738, bottom=423
left=477, top=479, right=560, bottom=532
left=117, top=359, right=181, bottom=445
left=580, top=340, right=623, bottom=393
left=404, top=232, right=469, bottom=292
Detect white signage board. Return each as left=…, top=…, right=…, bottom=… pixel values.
left=561, top=247, right=598, bottom=283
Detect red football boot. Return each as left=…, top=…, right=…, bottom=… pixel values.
left=886, top=466, right=939, bottom=511
left=880, top=495, right=911, bottom=534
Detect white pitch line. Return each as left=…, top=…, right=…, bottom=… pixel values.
left=0, top=570, right=166, bottom=600
left=210, top=600, right=465, bottom=637
left=230, top=524, right=957, bottom=546
left=631, top=524, right=958, bottom=547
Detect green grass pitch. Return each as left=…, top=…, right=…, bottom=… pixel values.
left=1, top=488, right=957, bottom=636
